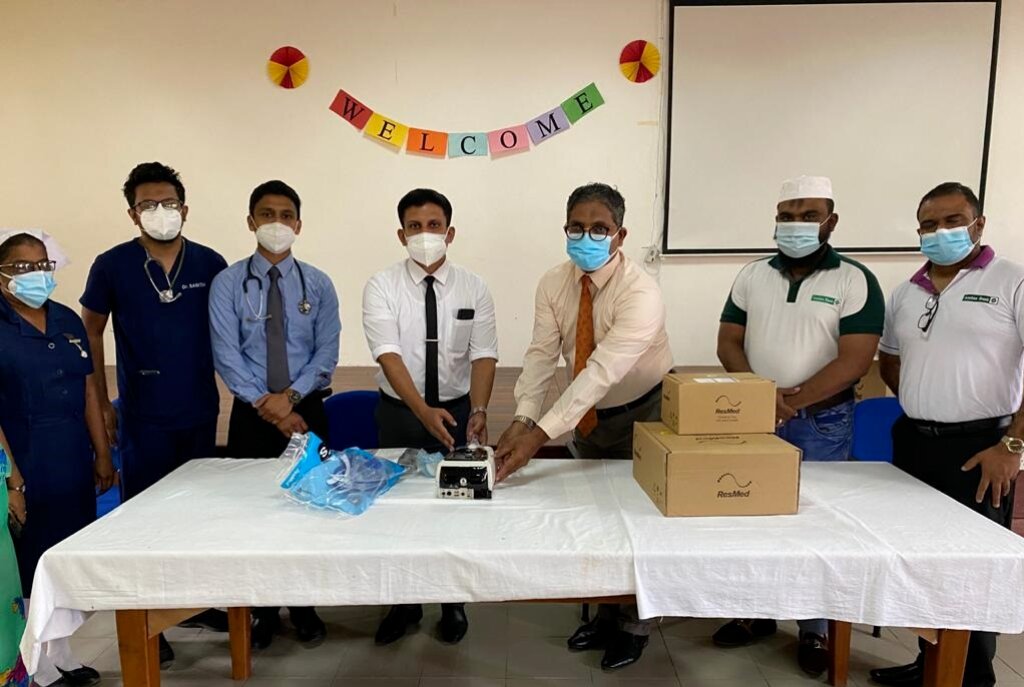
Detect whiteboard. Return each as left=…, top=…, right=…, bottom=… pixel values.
left=664, top=1, right=998, bottom=254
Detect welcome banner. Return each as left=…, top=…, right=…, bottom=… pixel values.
left=329, top=83, right=605, bottom=160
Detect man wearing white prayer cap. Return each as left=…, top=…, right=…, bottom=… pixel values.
left=712, top=176, right=885, bottom=676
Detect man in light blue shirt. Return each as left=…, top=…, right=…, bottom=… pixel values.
left=209, top=180, right=340, bottom=649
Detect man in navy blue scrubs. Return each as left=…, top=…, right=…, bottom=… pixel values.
left=80, top=162, right=228, bottom=666
left=209, top=179, right=340, bottom=649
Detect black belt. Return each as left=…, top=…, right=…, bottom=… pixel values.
left=804, top=387, right=855, bottom=416
left=378, top=390, right=469, bottom=411
left=908, top=415, right=1012, bottom=437
left=596, top=383, right=663, bottom=420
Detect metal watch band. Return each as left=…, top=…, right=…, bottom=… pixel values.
left=470, top=406, right=488, bottom=417
left=513, top=415, right=537, bottom=430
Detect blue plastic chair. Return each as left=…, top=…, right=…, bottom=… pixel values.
left=96, top=398, right=124, bottom=517
left=851, top=397, right=904, bottom=463
left=324, top=390, right=380, bottom=451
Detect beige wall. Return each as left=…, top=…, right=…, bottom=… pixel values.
left=1, top=1, right=1020, bottom=368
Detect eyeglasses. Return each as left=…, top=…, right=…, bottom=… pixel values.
left=0, top=260, right=57, bottom=275
left=564, top=223, right=620, bottom=242
left=134, top=199, right=183, bottom=212
left=918, top=294, right=940, bottom=333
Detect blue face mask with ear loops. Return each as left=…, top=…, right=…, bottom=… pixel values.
left=566, top=235, right=617, bottom=272
left=920, top=221, right=978, bottom=266
left=774, top=220, right=828, bottom=259
left=1, top=270, right=57, bottom=309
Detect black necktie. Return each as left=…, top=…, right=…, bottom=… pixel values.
left=266, top=266, right=290, bottom=393
left=424, top=275, right=439, bottom=407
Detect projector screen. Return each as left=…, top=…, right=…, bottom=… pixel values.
left=663, top=1, right=998, bottom=254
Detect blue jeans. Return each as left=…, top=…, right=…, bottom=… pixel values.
left=776, top=399, right=855, bottom=637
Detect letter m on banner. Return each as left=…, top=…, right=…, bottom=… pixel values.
left=329, top=89, right=374, bottom=130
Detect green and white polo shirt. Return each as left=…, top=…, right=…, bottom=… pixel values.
left=721, top=247, right=885, bottom=388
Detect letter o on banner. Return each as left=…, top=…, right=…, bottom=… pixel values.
left=487, top=125, right=530, bottom=157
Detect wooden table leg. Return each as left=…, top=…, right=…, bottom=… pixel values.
left=828, top=620, right=852, bottom=687
left=923, top=628, right=970, bottom=687
left=227, top=607, right=253, bottom=681
left=115, top=610, right=160, bottom=687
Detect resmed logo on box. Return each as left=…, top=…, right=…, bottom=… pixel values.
left=716, top=472, right=752, bottom=498
left=714, top=395, right=742, bottom=415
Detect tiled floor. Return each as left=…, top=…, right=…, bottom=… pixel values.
left=66, top=604, right=1024, bottom=686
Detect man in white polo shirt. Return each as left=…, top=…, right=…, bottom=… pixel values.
left=362, top=188, right=498, bottom=647
left=872, top=182, right=1024, bottom=687
left=714, top=176, right=884, bottom=677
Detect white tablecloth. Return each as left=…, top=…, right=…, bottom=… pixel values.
left=21, top=458, right=1024, bottom=672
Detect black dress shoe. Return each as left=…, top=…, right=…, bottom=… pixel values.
left=179, top=608, right=229, bottom=632
left=438, top=603, right=468, bottom=644
left=290, top=607, right=327, bottom=646
left=251, top=609, right=281, bottom=650
left=870, top=661, right=923, bottom=686
left=797, top=632, right=829, bottom=677
left=567, top=617, right=616, bottom=651
left=54, top=666, right=101, bottom=686
left=375, top=604, right=423, bottom=645
left=600, top=631, right=649, bottom=671
left=712, top=618, right=778, bottom=648
left=158, top=633, right=174, bottom=669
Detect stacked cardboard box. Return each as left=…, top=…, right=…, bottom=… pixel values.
left=633, top=372, right=802, bottom=517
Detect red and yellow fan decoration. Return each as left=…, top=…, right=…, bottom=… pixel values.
left=267, top=46, right=309, bottom=89
left=619, top=40, right=660, bottom=84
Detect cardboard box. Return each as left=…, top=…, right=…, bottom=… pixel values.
left=661, top=372, right=776, bottom=435
left=633, top=422, right=801, bottom=517
left=855, top=359, right=888, bottom=400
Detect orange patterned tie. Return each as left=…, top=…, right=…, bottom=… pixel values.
left=574, top=275, right=599, bottom=437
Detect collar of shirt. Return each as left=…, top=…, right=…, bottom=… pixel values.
left=250, top=251, right=296, bottom=279
left=0, top=296, right=66, bottom=339
left=573, top=250, right=623, bottom=290
left=406, top=258, right=450, bottom=286
left=767, top=245, right=841, bottom=274
left=909, top=245, right=995, bottom=295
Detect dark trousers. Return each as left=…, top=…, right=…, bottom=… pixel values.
left=120, top=415, right=217, bottom=500
left=893, top=414, right=1016, bottom=687
left=226, top=392, right=330, bottom=458
left=227, top=392, right=329, bottom=624
left=375, top=391, right=470, bottom=617
left=375, top=392, right=470, bottom=453
left=574, top=391, right=662, bottom=637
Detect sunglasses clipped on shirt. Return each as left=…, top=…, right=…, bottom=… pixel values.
left=918, top=294, right=940, bottom=333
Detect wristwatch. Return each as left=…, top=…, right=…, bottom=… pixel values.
left=286, top=389, right=303, bottom=405
left=470, top=406, right=488, bottom=418
left=6, top=483, right=25, bottom=494
left=513, top=415, right=537, bottom=430
left=1002, top=436, right=1024, bottom=468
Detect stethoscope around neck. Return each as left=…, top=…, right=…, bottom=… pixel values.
left=243, top=255, right=312, bottom=322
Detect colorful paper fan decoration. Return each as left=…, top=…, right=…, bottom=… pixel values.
left=619, top=40, right=660, bottom=84
left=267, top=46, right=309, bottom=89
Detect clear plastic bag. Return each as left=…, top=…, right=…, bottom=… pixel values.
left=278, top=433, right=406, bottom=515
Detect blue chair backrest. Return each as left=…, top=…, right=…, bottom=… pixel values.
left=324, top=390, right=380, bottom=451
left=851, top=397, right=904, bottom=463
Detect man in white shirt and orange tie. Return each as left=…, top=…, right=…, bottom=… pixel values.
left=362, top=188, right=498, bottom=647
left=495, top=182, right=674, bottom=671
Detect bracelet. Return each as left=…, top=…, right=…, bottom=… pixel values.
left=470, top=406, right=488, bottom=417
left=513, top=415, right=537, bottom=431
left=6, top=483, right=25, bottom=494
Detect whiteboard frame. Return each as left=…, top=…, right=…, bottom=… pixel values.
left=661, top=0, right=1002, bottom=256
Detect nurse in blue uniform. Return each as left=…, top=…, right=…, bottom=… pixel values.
left=0, top=230, right=114, bottom=687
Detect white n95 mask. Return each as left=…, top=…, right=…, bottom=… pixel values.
left=140, top=205, right=183, bottom=241
left=256, top=222, right=297, bottom=254
left=405, top=231, right=449, bottom=266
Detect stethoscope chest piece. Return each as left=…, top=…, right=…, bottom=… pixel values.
left=298, top=300, right=312, bottom=315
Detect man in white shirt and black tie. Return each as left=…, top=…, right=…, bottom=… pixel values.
left=362, top=188, right=498, bottom=647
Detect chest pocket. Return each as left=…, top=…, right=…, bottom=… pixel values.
left=448, top=308, right=474, bottom=353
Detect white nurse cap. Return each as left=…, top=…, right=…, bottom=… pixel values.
left=778, top=175, right=834, bottom=203
left=0, top=229, right=71, bottom=270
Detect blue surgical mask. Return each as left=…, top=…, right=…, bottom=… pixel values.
left=774, top=221, right=825, bottom=259
left=1, top=270, right=57, bottom=309
left=566, top=235, right=615, bottom=272
left=920, top=222, right=978, bottom=266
